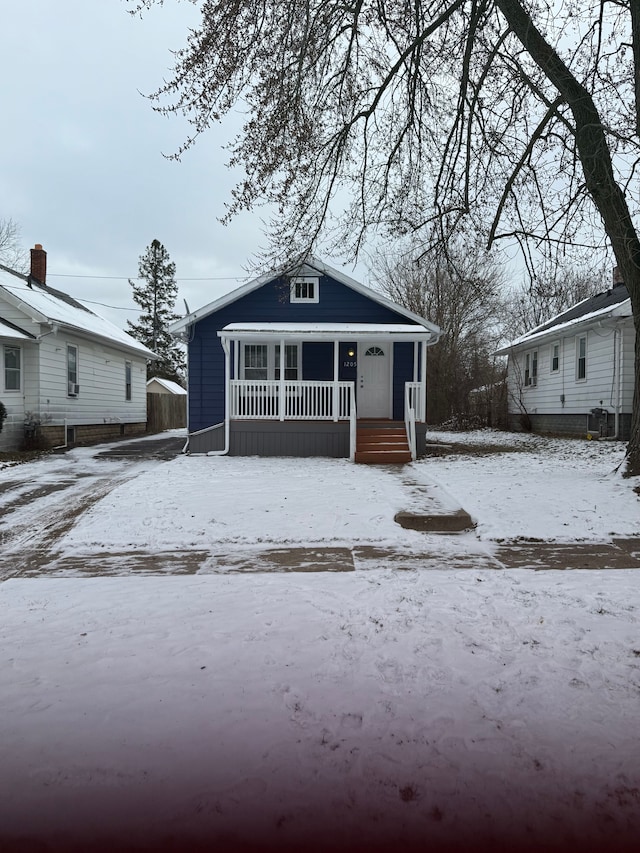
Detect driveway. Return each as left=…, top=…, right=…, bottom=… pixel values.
left=0, top=433, right=185, bottom=580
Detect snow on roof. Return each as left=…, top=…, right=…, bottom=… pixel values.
left=219, top=321, right=435, bottom=340
left=0, top=264, right=157, bottom=358
left=170, top=257, right=441, bottom=339
left=146, top=377, right=187, bottom=394
left=496, top=289, right=632, bottom=354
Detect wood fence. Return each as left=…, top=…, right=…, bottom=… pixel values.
left=146, top=393, right=187, bottom=433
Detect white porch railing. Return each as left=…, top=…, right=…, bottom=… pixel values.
left=405, top=381, right=423, bottom=423
left=230, top=380, right=355, bottom=421
left=404, top=383, right=417, bottom=461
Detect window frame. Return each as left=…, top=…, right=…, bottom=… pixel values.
left=125, top=360, right=132, bottom=401
left=289, top=276, right=320, bottom=304
left=550, top=341, right=560, bottom=374
left=524, top=348, right=538, bottom=387
left=576, top=334, right=587, bottom=381
left=241, top=342, right=301, bottom=381
left=67, top=344, right=79, bottom=396
left=3, top=344, right=21, bottom=392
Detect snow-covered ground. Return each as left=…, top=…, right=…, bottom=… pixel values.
left=1, top=430, right=639, bottom=851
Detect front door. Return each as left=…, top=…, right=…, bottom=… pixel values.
left=358, top=343, right=391, bottom=418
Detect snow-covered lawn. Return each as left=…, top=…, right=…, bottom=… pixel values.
left=1, top=431, right=639, bottom=851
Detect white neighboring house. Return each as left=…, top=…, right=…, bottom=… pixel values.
left=146, top=377, right=187, bottom=396
left=496, top=271, right=633, bottom=440
left=0, top=244, right=156, bottom=452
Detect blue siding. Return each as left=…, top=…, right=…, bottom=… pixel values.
left=393, top=342, right=415, bottom=420
left=188, top=273, right=422, bottom=430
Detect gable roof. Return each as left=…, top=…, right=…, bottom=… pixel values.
left=169, top=257, right=441, bottom=339
left=0, top=262, right=157, bottom=358
left=147, top=377, right=187, bottom=395
left=496, top=282, right=631, bottom=354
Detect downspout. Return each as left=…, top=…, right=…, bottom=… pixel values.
left=206, top=336, right=231, bottom=456
left=421, top=341, right=427, bottom=422
left=52, top=419, right=68, bottom=451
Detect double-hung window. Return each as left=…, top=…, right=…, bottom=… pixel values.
left=524, top=349, right=538, bottom=387
left=3, top=345, right=20, bottom=391
left=275, top=344, right=299, bottom=380
left=241, top=343, right=300, bottom=380
left=125, top=361, right=132, bottom=401
left=67, top=344, right=79, bottom=396
left=576, top=335, right=587, bottom=381
left=243, top=344, right=269, bottom=380
left=551, top=342, right=560, bottom=373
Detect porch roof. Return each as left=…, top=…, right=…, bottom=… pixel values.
left=218, top=322, right=436, bottom=342
left=0, top=318, right=33, bottom=341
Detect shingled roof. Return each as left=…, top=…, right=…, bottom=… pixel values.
left=529, top=282, right=630, bottom=336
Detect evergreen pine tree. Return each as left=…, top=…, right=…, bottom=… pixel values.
left=127, top=239, right=185, bottom=383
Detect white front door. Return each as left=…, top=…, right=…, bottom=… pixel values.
left=358, top=343, right=391, bottom=418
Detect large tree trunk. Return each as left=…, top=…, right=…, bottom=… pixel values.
left=497, top=0, right=640, bottom=474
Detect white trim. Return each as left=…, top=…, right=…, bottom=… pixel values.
left=290, top=275, right=320, bottom=303
left=219, top=323, right=435, bottom=342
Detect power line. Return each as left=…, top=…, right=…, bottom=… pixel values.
left=48, top=273, right=248, bottom=282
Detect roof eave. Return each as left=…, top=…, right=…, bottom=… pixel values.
left=496, top=300, right=632, bottom=354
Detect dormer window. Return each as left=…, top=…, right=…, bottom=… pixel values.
left=290, top=276, right=320, bottom=303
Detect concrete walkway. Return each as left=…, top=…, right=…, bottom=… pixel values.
left=11, top=538, right=640, bottom=578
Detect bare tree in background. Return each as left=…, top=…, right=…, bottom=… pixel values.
left=504, top=259, right=606, bottom=340
left=0, top=218, right=27, bottom=272
left=130, top=0, right=640, bottom=474
left=372, top=238, right=506, bottom=424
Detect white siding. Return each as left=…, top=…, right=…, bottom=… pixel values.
left=1, top=292, right=149, bottom=449
left=507, top=317, right=634, bottom=416
left=36, top=332, right=148, bottom=426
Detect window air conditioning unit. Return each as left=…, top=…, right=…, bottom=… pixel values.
left=68, top=382, right=80, bottom=396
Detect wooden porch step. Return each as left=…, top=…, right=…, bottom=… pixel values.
left=355, top=449, right=412, bottom=464
left=355, top=423, right=411, bottom=464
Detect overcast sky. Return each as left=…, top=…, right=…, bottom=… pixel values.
left=0, top=0, right=352, bottom=328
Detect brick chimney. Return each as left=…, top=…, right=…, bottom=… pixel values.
left=612, top=265, right=624, bottom=287
left=30, top=243, right=47, bottom=284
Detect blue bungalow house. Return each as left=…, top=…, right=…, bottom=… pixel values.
left=170, top=258, right=441, bottom=462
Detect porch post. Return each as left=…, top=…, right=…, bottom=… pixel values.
left=413, top=341, right=419, bottom=382
left=421, top=341, right=427, bottom=422
left=279, top=337, right=286, bottom=421
left=333, top=340, right=339, bottom=421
